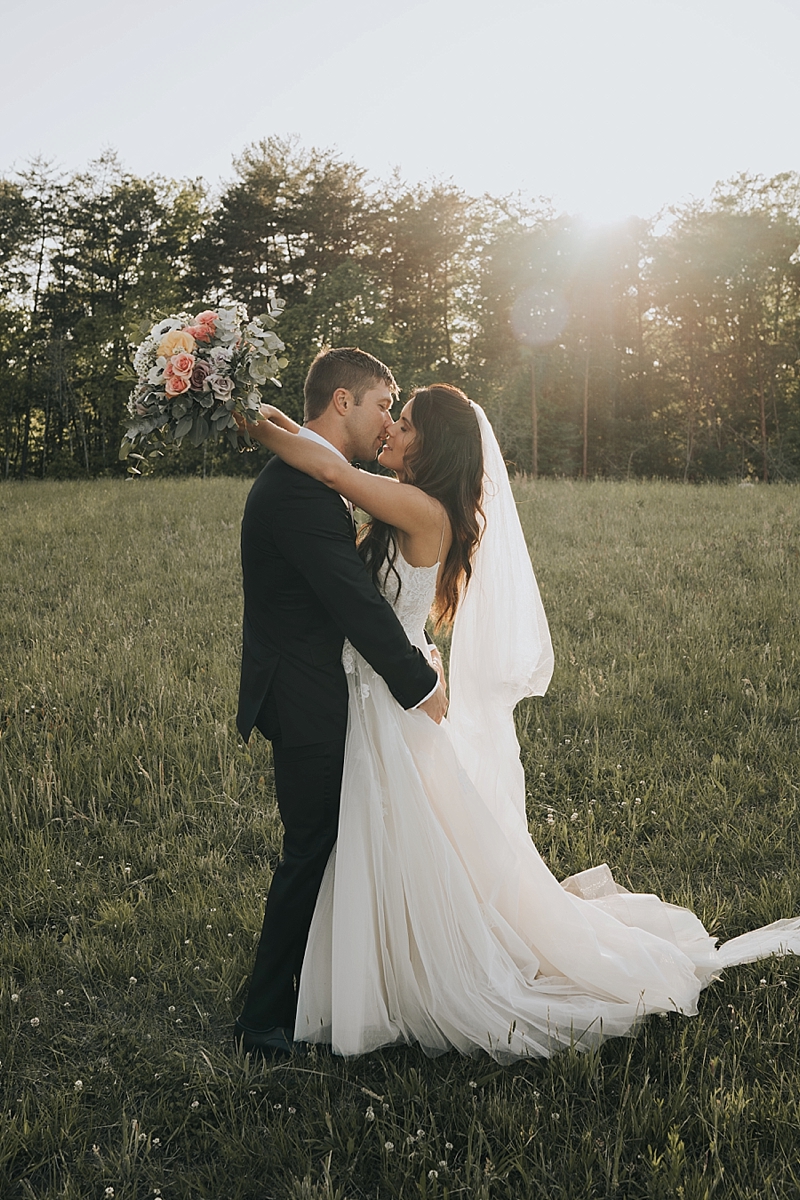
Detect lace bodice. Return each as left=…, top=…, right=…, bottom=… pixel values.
left=380, top=553, right=439, bottom=645
left=342, top=553, right=437, bottom=681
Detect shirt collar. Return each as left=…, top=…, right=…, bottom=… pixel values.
left=298, top=427, right=353, bottom=516
left=298, top=426, right=348, bottom=463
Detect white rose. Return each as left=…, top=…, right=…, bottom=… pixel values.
left=207, top=373, right=235, bottom=399
left=209, top=346, right=233, bottom=368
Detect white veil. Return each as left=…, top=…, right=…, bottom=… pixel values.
left=446, top=402, right=554, bottom=834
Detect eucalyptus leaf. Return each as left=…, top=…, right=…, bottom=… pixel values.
left=174, top=413, right=193, bottom=440
left=118, top=439, right=131, bottom=461
left=189, top=413, right=210, bottom=447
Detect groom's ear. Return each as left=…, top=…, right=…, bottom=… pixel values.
left=331, top=388, right=353, bottom=417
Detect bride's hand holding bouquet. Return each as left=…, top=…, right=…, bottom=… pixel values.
left=235, top=403, right=300, bottom=442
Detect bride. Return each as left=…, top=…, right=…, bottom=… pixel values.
left=245, top=383, right=800, bottom=1060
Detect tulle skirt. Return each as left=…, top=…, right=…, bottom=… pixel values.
left=295, top=656, right=800, bottom=1060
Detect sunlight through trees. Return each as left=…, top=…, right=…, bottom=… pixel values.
left=1, top=144, right=799, bottom=480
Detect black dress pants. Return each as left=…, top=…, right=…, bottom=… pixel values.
left=237, top=692, right=345, bottom=1033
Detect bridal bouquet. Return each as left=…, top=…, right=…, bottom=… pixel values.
left=120, top=299, right=287, bottom=471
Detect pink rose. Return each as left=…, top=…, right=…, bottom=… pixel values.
left=165, top=374, right=190, bottom=397
left=190, top=360, right=212, bottom=391
left=170, top=351, right=195, bottom=380
left=189, top=310, right=217, bottom=342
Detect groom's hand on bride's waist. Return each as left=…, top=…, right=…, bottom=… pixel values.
left=429, top=645, right=446, bottom=693
left=418, top=682, right=448, bottom=724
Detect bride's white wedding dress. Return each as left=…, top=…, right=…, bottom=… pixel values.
left=294, top=403, right=800, bottom=1060
left=295, top=551, right=800, bottom=1059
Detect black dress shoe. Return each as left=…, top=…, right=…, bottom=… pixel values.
left=233, top=1022, right=301, bottom=1061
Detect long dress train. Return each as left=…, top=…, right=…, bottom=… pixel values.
left=295, top=553, right=800, bottom=1060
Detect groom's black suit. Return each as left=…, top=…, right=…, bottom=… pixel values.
left=236, top=452, right=437, bottom=1032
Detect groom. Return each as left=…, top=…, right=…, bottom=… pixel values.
left=234, top=347, right=445, bottom=1059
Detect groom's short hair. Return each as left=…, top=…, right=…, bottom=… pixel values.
left=304, top=348, right=398, bottom=421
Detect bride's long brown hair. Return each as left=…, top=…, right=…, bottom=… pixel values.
left=358, top=384, right=484, bottom=629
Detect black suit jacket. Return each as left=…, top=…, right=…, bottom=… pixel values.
left=237, top=455, right=438, bottom=748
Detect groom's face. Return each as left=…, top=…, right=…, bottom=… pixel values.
left=345, top=381, right=394, bottom=462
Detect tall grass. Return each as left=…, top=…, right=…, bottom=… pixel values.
left=1, top=477, right=798, bottom=1199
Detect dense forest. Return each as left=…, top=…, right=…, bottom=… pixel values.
left=1, top=139, right=799, bottom=480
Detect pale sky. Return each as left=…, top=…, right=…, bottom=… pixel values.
left=2, top=0, right=799, bottom=224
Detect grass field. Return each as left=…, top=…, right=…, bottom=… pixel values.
left=1, top=476, right=799, bottom=1199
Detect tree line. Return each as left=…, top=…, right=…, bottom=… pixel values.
left=1, top=139, right=799, bottom=481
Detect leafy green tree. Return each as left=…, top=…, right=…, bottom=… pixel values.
left=648, top=175, right=800, bottom=480
left=190, top=137, right=374, bottom=414
left=0, top=159, right=66, bottom=479
left=43, top=152, right=205, bottom=473
left=373, top=179, right=481, bottom=391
